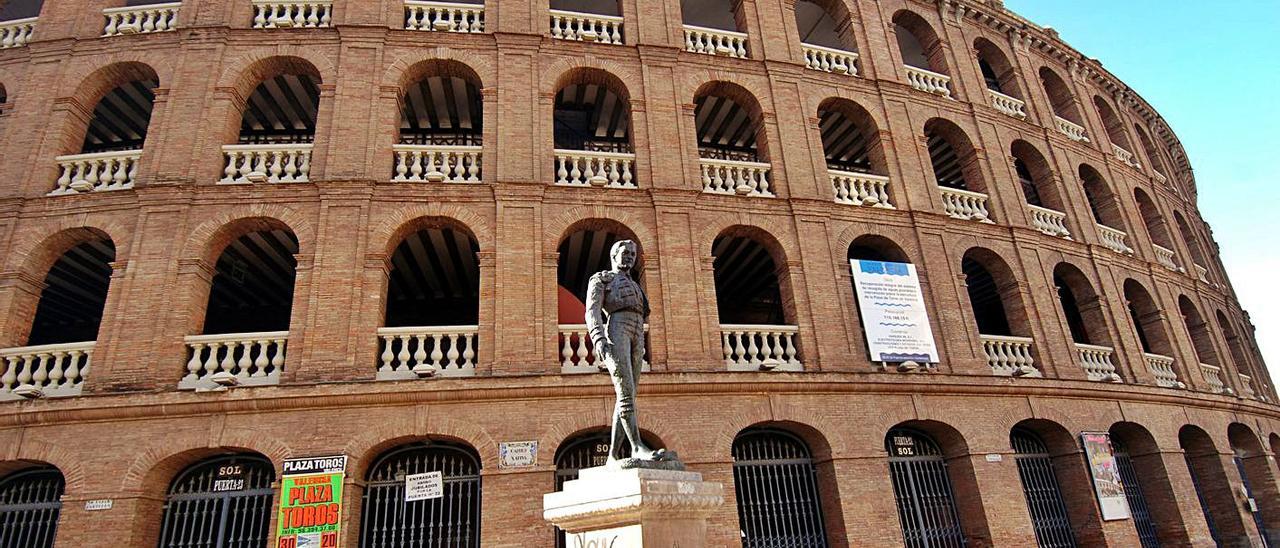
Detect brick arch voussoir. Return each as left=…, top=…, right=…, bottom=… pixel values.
left=9, top=215, right=134, bottom=276
left=703, top=405, right=780, bottom=461
left=118, top=427, right=289, bottom=494
left=542, top=402, right=613, bottom=454
left=811, top=92, right=887, bottom=131
left=371, top=202, right=493, bottom=255
left=422, top=415, right=498, bottom=469
left=382, top=48, right=495, bottom=91
left=342, top=415, right=498, bottom=476
left=180, top=204, right=316, bottom=262
left=68, top=52, right=172, bottom=106
left=832, top=221, right=922, bottom=265
left=8, top=439, right=88, bottom=494
left=217, top=46, right=336, bottom=97
left=684, top=71, right=772, bottom=116
left=542, top=56, right=641, bottom=100
left=698, top=211, right=799, bottom=264
left=544, top=205, right=656, bottom=252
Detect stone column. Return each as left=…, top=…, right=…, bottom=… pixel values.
left=544, top=466, right=724, bottom=547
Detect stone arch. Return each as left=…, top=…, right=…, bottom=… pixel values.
left=121, top=430, right=291, bottom=495
left=181, top=204, right=314, bottom=264
left=1177, top=295, right=1219, bottom=367
left=1093, top=95, right=1133, bottom=151
left=891, top=9, right=947, bottom=73
left=371, top=203, right=493, bottom=255
left=217, top=49, right=333, bottom=100
left=544, top=205, right=655, bottom=255
left=1122, top=278, right=1173, bottom=357
left=791, top=0, right=857, bottom=52
left=68, top=60, right=162, bottom=115
left=545, top=59, right=639, bottom=103
left=3, top=439, right=88, bottom=495
left=382, top=48, right=495, bottom=91
left=1010, top=139, right=1065, bottom=211
left=924, top=117, right=987, bottom=193
left=344, top=415, right=498, bottom=478
left=1052, top=261, right=1110, bottom=346
left=9, top=223, right=126, bottom=279
left=697, top=211, right=799, bottom=264
left=974, top=36, right=1020, bottom=97
left=380, top=213, right=487, bottom=259
left=847, top=233, right=912, bottom=264
left=816, top=96, right=888, bottom=175
left=961, top=246, right=1032, bottom=339
left=1039, top=66, right=1083, bottom=125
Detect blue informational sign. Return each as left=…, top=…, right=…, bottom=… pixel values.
left=849, top=259, right=940, bottom=363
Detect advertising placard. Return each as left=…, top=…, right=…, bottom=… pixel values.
left=277, top=455, right=347, bottom=548
left=849, top=259, right=939, bottom=363
left=1080, top=432, right=1130, bottom=520
left=499, top=441, right=538, bottom=469
left=404, top=471, right=444, bottom=502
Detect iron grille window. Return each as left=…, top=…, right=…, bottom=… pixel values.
left=157, top=454, right=275, bottom=548
left=0, top=467, right=64, bottom=548
left=732, top=428, right=828, bottom=548
left=553, top=431, right=618, bottom=548
left=885, top=429, right=967, bottom=548
left=1233, top=454, right=1272, bottom=548
left=359, top=442, right=481, bottom=548
left=1011, top=429, right=1077, bottom=548
left=1182, top=452, right=1222, bottom=547
left=1111, top=440, right=1160, bottom=548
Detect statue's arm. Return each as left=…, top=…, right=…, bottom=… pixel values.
left=585, top=275, right=607, bottom=346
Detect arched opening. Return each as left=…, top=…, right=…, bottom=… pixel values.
left=0, top=465, right=64, bottom=548
left=963, top=248, right=1037, bottom=376
left=1078, top=165, right=1124, bottom=232
left=1053, top=263, right=1108, bottom=346
left=222, top=57, right=321, bottom=184
left=1178, top=296, right=1219, bottom=371
left=817, top=98, right=884, bottom=175
left=680, top=0, right=741, bottom=31
left=974, top=38, right=1020, bottom=98
left=924, top=120, right=989, bottom=223
left=713, top=227, right=800, bottom=370
left=892, top=11, right=945, bottom=74
left=555, top=220, right=645, bottom=372
left=733, top=427, right=829, bottom=547
left=359, top=440, right=482, bottom=547
left=378, top=219, right=480, bottom=378
left=1179, top=425, right=1245, bottom=546
left=549, top=0, right=621, bottom=16
left=1039, top=67, right=1084, bottom=127
left=1228, top=423, right=1279, bottom=544
left=695, top=82, right=771, bottom=195
left=52, top=63, right=158, bottom=194
left=1011, top=423, right=1078, bottom=547
left=1216, top=312, right=1257, bottom=397
left=27, top=237, right=116, bottom=347
left=1173, top=211, right=1210, bottom=278
left=1093, top=96, right=1134, bottom=156
left=393, top=60, right=483, bottom=183
left=1134, top=125, right=1171, bottom=178
left=552, top=69, right=635, bottom=187
left=1110, top=422, right=1181, bottom=548
left=1122, top=280, right=1182, bottom=388
left=157, top=453, right=275, bottom=548
left=847, top=235, right=909, bottom=264
left=885, top=426, right=967, bottom=547
left=794, top=0, right=856, bottom=55
left=1011, top=140, right=1069, bottom=237
left=552, top=428, right=663, bottom=547
left=1133, top=189, right=1174, bottom=253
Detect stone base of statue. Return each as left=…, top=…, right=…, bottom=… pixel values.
left=544, top=464, right=724, bottom=548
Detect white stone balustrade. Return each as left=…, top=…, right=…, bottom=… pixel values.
left=980, top=335, right=1039, bottom=377
left=801, top=43, right=858, bottom=75
left=830, top=169, right=892, bottom=208
left=1194, top=264, right=1209, bottom=283
left=220, top=144, right=312, bottom=184
left=1076, top=343, right=1122, bottom=382
left=180, top=332, right=287, bottom=390
left=550, top=10, right=623, bottom=44
left=904, top=65, right=951, bottom=98
left=0, top=342, right=93, bottom=401
left=404, top=0, right=484, bottom=32
left=987, top=90, right=1027, bottom=119
left=721, top=325, right=802, bottom=372
left=377, top=326, right=477, bottom=379
left=1238, top=374, right=1255, bottom=399
left=683, top=25, right=747, bottom=58
left=1054, top=116, right=1089, bottom=142
left=0, top=17, right=35, bottom=48
left=392, top=145, right=481, bottom=183
left=558, top=324, right=649, bottom=374
left=1143, top=353, right=1183, bottom=388
left=554, top=149, right=636, bottom=188
left=1153, top=171, right=1168, bottom=186
left=939, top=187, right=992, bottom=223
left=1028, top=205, right=1070, bottom=238
left=1097, top=224, right=1134, bottom=255
left=700, top=158, right=772, bottom=197
left=1112, top=144, right=1140, bottom=168
left=103, top=2, right=179, bottom=36
left=252, top=0, right=331, bottom=28
left=1153, top=244, right=1180, bottom=272
left=1199, top=363, right=1227, bottom=394
left=51, top=150, right=141, bottom=195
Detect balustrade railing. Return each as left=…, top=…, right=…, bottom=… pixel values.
left=0, top=17, right=35, bottom=48
left=721, top=325, right=802, bottom=372
left=1028, top=205, right=1070, bottom=238
left=103, top=2, right=179, bottom=36
left=980, top=335, right=1039, bottom=377
left=221, top=144, right=312, bottom=184
left=558, top=324, right=649, bottom=374
left=377, top=326, right=477, bottom=379
left=1152, top=244, right=1180, bottom=272
left=404, top=0, right=484, bottom=32
left=0, top=342, right=93, bottom=401
left=987, top=89, right=1026, bottom=119
left=180, top=332, right=287, bottom=389
left=1193, top=264, right=1209, bottom=283
left=1075, top=343, right=1121, bottom=382
left=700, top=158, right=772, bottom=197
left=939, top=187, right=992, bottom=223
left=830, top=169, right=892, bottom=208
left=554, top=149, right=636, bottom=188
left=51, top=150, right=141, bottom=195
left=1111, top=144, right=1140, bottom=168
left=1199, top=363, right=1227, bottom=394
left=1143, top=353, right=1182, bottom=388
left=1238, top=373, right=1256, bottom=399
left=252, top=0, right=331, bottom=28
left=683, top=24, right=747, bottom=58
left=904, top=65, right=951, bottom=97
left=392, top=144, right=481, bottom=183
left=1153, top=171, right=1168, bottom=186
left=1054, top=116, right=1089, bottom=142
left=550, top=10, right=622, bottom=44
left=801, top=43, right=857, bottom=75
left=1097, top=224, right=1134, bottom=255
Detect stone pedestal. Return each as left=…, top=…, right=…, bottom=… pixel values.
left=544, top=466, right=724, bottom=547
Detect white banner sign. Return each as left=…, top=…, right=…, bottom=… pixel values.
left=404, top=471, right=443, bottom=502
left=1081, top=432, right=1131, bottom=520
left=850, top=259, right=939, bottom=363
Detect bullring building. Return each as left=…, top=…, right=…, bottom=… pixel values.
left=0, top=0, right=1275, bottom=546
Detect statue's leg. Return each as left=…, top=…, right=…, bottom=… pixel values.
left=616, top=314, right=656, bottom=457
left=607, top=348, right=630, bottom=462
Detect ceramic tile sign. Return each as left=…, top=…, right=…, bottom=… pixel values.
left=404, top=471, right=444, bottom=502
left=850, top=259, right=939, bottom=364
left=499, top=440, right=538, bottom=469
left=277, top=455, right=347, bottom=548
left=1080, top=432, right=1131, bottom=520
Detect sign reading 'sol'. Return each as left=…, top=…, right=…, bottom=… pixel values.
left=277, top=455, right=347, bottom=548
left=849, top=259, right=939, bottom=363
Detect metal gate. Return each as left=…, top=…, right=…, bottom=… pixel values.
left=886, top=428, right=966, bottom=548
left=359, top=442, right=481, bottom=548
left=553, top=431, right=613, bottom=548
left=1183, top=452, right=1222, bottom=547
left=0, top=467, right=64, bottom=548
left=1234, top=454, right=1272, bottom=548
left=732, top=428, right=828, bottom=548
left=1011, top=428, right=1077, bottom=548
left=1111, top=440, right=1159, bottom=548
left=157, top=454, right=275, bottom=548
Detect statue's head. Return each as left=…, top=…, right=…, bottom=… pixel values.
left=610, top=240, right=638, bottom=272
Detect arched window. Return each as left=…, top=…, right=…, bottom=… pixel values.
left=556, top=221, right=645, bottom=372
left=79, top=66, right=159, bottom=155
left=819, top=99, right=891, bottom=206
left=359, top=441, right=482, bottom=547
left=974, top=39, right=1018, bottom=97
left=157, top=454, right=275, bottom=548
left=379, top=220, right=480, bottom=378
left=848, top=235, right=909, bottom=264
left=885, top=428, right=966, bottom=547
left=1111, top=423, right=1178, bottom=548
left=680, top=0, right=740, bottom=31
left=695, top=82, right=765, bottom=162
left=893, top=11, right=950, bottom=97
left=1039, top=67, right=1087, bottom=142
left=1178, top=296, right=1219, bottom=370
left=1093, top=96, right=1134, bottom=157
left=1179, top=426, right=1225, bottom=546
left=0, top=466, right=64, bottom=548
left=1134, top=125, right=1171, bottom=179
left=1077, top=165, right=1123, bottom=231
left=552, top=69, right=634, bottom=187
left=733, top=428, right=828, bottom=548
left=712, top=228, right=800, bottom=370
left=27, top=238, right=116, bottom=347
left=963, top=248, right=1038, bottom=376
left=1216, top=312, right=1258, bottom=397
left=221, top=58, right=321, bottom=184
left=394, top=60, right=483, bottom=182
left=1011, top=427, right=1078, bottom=548
left=1173, top=211, right=1209, bottom=278
left=1111, top=439, right=1159, bottom=547
left=925, top=120, right=990, bottom=221
left=794, top=0, right=857, bottom=71
left=1011, top=140, right=1069, bottom=237
left=1228, top=424, right=1278, bottom=545
left=1133, top=189, right=1174, bottom=254
left=1122, top=280, right=1182, bottom=388
left=51, top=63, right=158, bottom=194
left=552, top=429, right=661, bottom=547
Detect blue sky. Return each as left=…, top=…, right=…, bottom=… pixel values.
left=1002, top=1, right=1280, bottom=380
